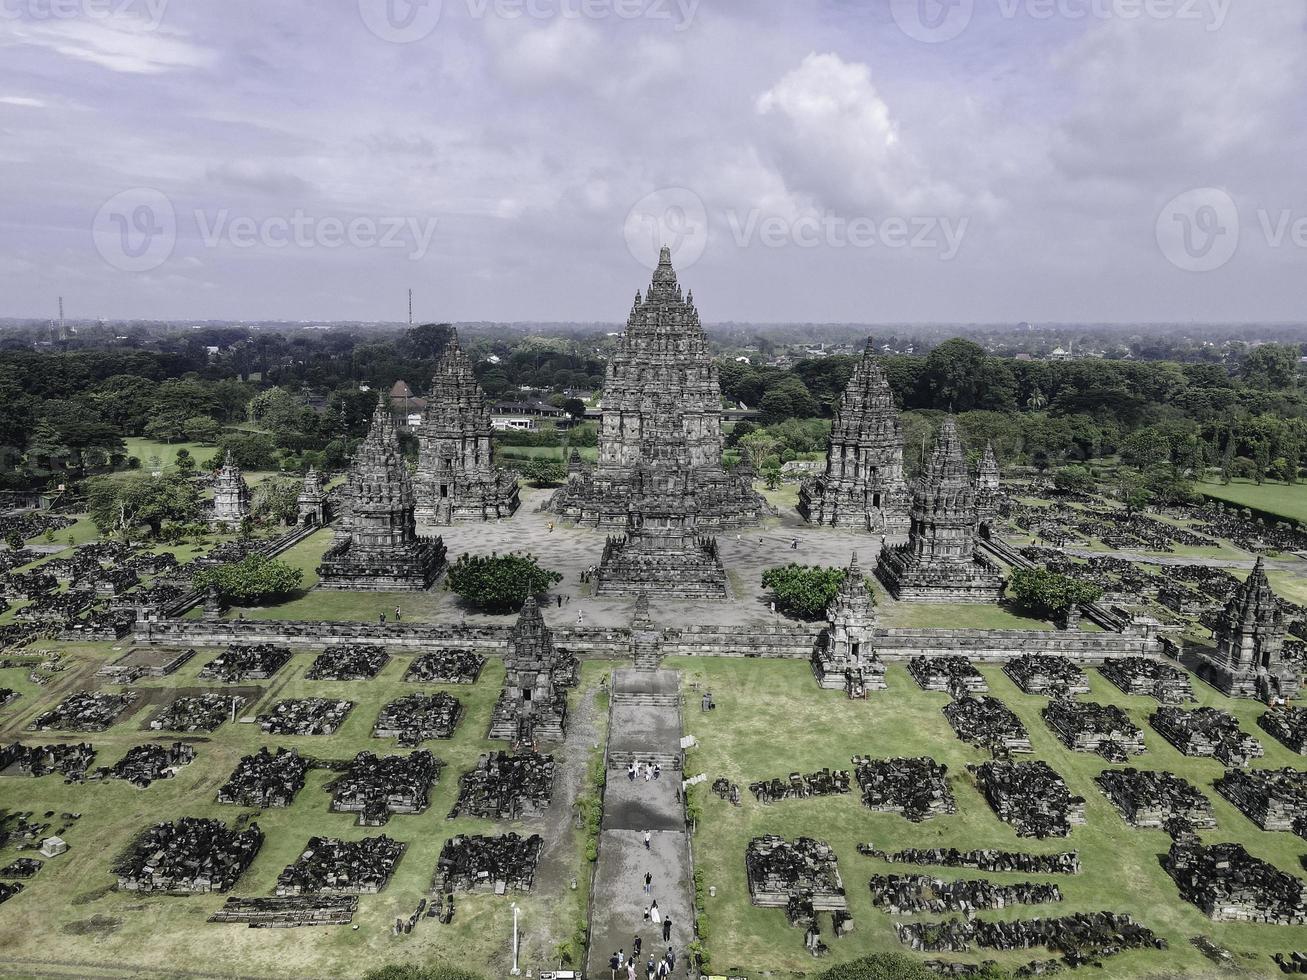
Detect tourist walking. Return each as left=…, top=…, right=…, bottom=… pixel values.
left=394, top=605, right=401, bottom=621
left=662, top=917, right=672, bottom=942
left=643, top=904, right=651, bottom=924
left=379, top=613, right=386, bottom=625
left=643, top=829, right=651, bottom=850
left=650, top=900, right=661, bottom=924
left=633, top=935, right=642, bottom=959
left=646, top=955, right=656, bottom=980
left=626, top=961, right=636, bottom=980
left=644, top=870, right=652, bottom=894
left=609, top=951, right=621, bottom=980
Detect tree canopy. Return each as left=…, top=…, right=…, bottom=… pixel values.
left=445, top=552, right=563, bottom=613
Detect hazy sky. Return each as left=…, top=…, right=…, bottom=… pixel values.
left=2, top=0, right=1305, bottom=324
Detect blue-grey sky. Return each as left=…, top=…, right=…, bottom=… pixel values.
left=1, top=0, right=1304, bottom=324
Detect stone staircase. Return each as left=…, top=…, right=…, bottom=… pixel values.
left=611, top=690, right=679, bottom=708
left=607, top=747, right=682, bottom=771
left=631, top=628, right=663, bottom=670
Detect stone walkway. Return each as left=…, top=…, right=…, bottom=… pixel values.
left=585, top=669, right=694, bottom=978
left=1061, top=546, right=1307, bottom=572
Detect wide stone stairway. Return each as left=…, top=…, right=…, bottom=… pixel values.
left=586, top=668, right=694, bottom=977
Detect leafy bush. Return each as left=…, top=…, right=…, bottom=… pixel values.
left=761, top=563, right=864, bottom=619
left=362, top=966, right=486, bottom=980
left=1009, top=567, right=1102, bottom=618
left=193, top=554, right=303, bottom=604
left=815, top=953, right=974, bottom=980
left=445, top=552, right=563, bottom=613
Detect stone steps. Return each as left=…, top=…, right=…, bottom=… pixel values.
left=608, top=748, right=681, bottom=770
left=611, top=691, right=678, bottom=707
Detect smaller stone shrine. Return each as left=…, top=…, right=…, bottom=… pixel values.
left=94, top=742, right=195, bottom=788
left=745, top=835, right=848, bottom=926
left=448, top=751, right=555, bottom=819
left=798, top=346, right=910, bottom=532
left=875, top=417, right=1005, bottom=603
left=198, top=644, right=292, bottom=682
left=869, top=874, right=1061, bottom=915
left=1099, top=657, right=1194, bottom=703
left=749, top=769, right=851, bottom=804
left=1003, top=655, right=1091, bottom=696
left=305, top=644, right=389, bottom=681
left=489, top=597, right=577, bottom=743
left=258, top=698, right=354, bottom=736
left=31, top=690, right=136, bottom=732
left=1150, top=706, right=1263, bottom=767
left=852, top=756, right=956, bottom=822
left=0, top=742, right=95, bottom=779
left=943, top=696, right=1033, bottom=754
left=434, top=833, right=542, bottom=893
left=217, top=747, right=309, bottom=808
left=405, top=649, right=486, bottom=685
left=151, top=693, right=244, bottom=732
left=372, top=693, right=462, bottom=746
left=974, top=442, right=1002, bottom=531
left=318, top=398, right=446, bottom=591
left=1195, top=557, right=1300, bottom=701
left=970, top=760, right=1086, bottom=839
left=593, top=516, right=729, bottom=599
left=811, top=553, right=885, bottom=692
left=296, top=467, right=330, bottom=527
left=1042, top=699, right=1146, bottom=761
left=210, top=451, right=251, bottom=528
left=1163, top=837, right=1307, bottom=923
left=275, top=835, right=406, bottom=895
left=909, top=656, right=987, bottom=695
left=1259, top=706, right=1307, bottom=754
left=115, top=817, right=262, bottom=894
left=328, top=750, right=440, bottom=826
left=1215, top=768, right=1307, bottom=832
left=859, top=847, right=1080, bottom=876
left=1094, top=768, right=1215, bottom=829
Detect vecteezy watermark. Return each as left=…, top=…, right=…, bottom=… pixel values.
left=1155, top=187, right=1239, bottom=272
left=0, top=0, right=171, bottom=29
left=93, top=189, right=441, bottom=272
left=93, top=187, right=177, bottom=273
left=891, top=0, right=1229, bottom=43
left=358, top=0, right=697, bottom=42
left=624, top=187, right=709, bottom=272
left=194, top=210, right=440, bottom=260
left=726, top=210, right=970, bottom=261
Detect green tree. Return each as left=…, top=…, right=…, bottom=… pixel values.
left=445, top=552, right=563, bottom=613
left=761, top=563, right=864, bottom=619
left=1052, top=465, right=1095, bottom=494
left=144, top=409, right=189, bottom=443
left=85, top=473, right=201, bottom=539
left=194, top=554, right=303, bottom=604
left=520, top=459, right=566, bottom=487
left=1009, top=567, right=1103, bottom=619
left=174, top=448, right=196, bottom=474
left=253, top=477, right=301, bottom=525
left=183, top=415, right=222, bottom=443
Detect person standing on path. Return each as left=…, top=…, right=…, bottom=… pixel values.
left=609, top=951, right=621, bottom=980
left=662, top=917, right=672, bottom=942
left=643, top=870, right=652, bottom=894
left=394, top=605, right=402, bottom=621
left=646, top=955, right=656, bottom=980
left=643, top=829, right=651, bottom=850
left=633, top=935, right=642, bottom=959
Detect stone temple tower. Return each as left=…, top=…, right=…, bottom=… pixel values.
left=974, top=441, right=1002, bottom=531
left=1197, top=557, right=1300, bottom=701
left=875, top=416, right=1005, bottom=603
left=210, top=451, right=250, bottom=528
left=415, top=329, right=519, bottom=524
left=489, top=597, right=577, bottom=743
left=812, top=552, right=886, bottom=694
left=548, top=247, right=763, bottom=531
left=296, top=466, right=329, bottom=527
left=799, top=343, right=909, bottom=532
left=317, top=397, right=445, bottom=591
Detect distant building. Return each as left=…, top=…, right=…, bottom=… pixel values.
left=490, top=401, right=566, bottom=432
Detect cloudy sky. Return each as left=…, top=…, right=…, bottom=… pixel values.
left=1, top=0, right=1304, bottom=324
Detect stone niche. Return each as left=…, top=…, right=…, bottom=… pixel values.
left=275, top=835, right=406, bottom=896
left=1149, top=706, right=1263, bottom=768
left=970, top=760, right=1086, bottom=839
left=434, top=833, right=542, bottom=894
left=448, top=751, right=555, bottom=819
left=853, top=756, right=956, bottom=822
left=328, top=750, right=441, bottom=826
left=1094, top=768, right=1215, bottom=829
left=114, top=817, right=263, bottom=894
left=217, top=747, right=309, bottom=809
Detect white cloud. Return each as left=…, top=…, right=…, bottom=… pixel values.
left=0, top=16, right=212, bottom=74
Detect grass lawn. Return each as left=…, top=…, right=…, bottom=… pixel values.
left=496, top=445, right=598, bottom=463
left=1200, top=479, right=1307, bottom=527
left=677, top=657, right=1307, bottom=979
left=878, top=601, right=1057, bottom=631
left=0, top=641, right=612, bottom=979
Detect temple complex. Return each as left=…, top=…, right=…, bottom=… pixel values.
left=548, top=247, right=763, bottom=531
left=1195, top=558, right=1300, bottom=701
left=812, top=552, right=885, bottom=694
left=210, top=451, right=250, bottom=528
left=488, top=597, right=576, bottom=743
left=799, top=345, right=909, bottom=532
left=414, top=330, right=519, bottom=524
left=974, top=442, right=1002, bottom=531
left=317, top=398, right=445, bottom=591
left=296, top=467, right=329, bottom=527
left=875, top=417, right=1005, bottom=603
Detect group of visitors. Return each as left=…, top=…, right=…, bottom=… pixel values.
left=627, top=760, right=662, bottom=782
left=608, top=943, right=677, bottom=980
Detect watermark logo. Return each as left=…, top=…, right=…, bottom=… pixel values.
left=93, top=187, right=176, bottom=273
left=1, top=0, right=171, bottom=29
left=357, top=0, right=443, bottom=43
left=624, top=187, right=708, bottom=273
left=1156, top=187, right=1239, bottom=272
left=890, top=0, right=974, bottom=43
